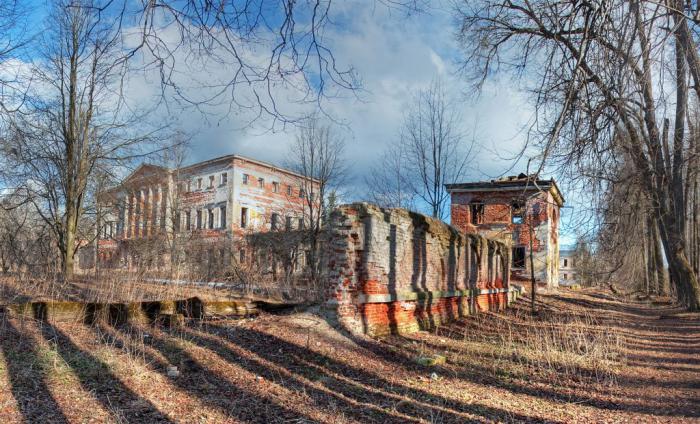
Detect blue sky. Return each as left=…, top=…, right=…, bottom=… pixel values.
left=9, top=1, right=580, bottom=245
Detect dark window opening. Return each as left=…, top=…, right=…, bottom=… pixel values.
left=285, top=216, right=292, bottom=231
left=271, top=213, right=279, bottom=230
left=208, top=209, right=214, bottom=229
left=240, top=207, right=248, bottom=228
left=564, top=258, right=568, bottom=267
left=512, top=247, right=526, bottom=268
left=512, top=201, right=524, bottom=224
left=470, top=201, right=485, bottom=225
left=220, top=206, right=227, bottom=229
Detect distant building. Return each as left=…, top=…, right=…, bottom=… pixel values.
left=80, top=154, right=318, bottom=274
left=559, top=248, right=577, bottom=285
left=446, top=174, right=564, bottom=288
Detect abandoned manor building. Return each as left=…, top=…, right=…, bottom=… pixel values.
left=446, top=174, right=564, bottom=287
left=79, top=154, right=318, bottom=272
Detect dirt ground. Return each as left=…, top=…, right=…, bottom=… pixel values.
left=0, top=288, right=697, bottom=423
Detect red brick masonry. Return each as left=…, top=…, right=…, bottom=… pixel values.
left=324, top=203, right=522, bottom=337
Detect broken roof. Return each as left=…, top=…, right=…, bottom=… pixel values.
left=445, top=173, right=565, bottom=206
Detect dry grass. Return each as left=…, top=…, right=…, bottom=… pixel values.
left=0, top=287, right=697, bottom=423
left=449, top=307, right=626, bottom=385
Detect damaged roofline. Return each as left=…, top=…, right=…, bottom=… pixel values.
left=444, top=180, right=565, bottom=206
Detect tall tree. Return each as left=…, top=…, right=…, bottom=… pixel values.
left=0, top=1, right=164, bottom=279
left=457, top=0, right=700, bottom=310
left=372, top=79, right=473, bottom=220
left=287, top=118, right=346, bottom=284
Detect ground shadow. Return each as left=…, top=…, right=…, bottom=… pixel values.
left=0, top=319, right=69, bottom=423
left=39, top=322, right=173, bottom=423
left=195, top=322, right=557, bottom=423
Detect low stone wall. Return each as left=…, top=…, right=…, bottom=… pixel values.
left=324, top=203, right=520, bottom=336
left=2, top=298, right=257, bottom=325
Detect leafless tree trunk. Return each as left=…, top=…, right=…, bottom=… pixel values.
left=374, top=79, right=474, bottom=220
left=456, top=0, right=700, bottom=310
left=365, top=143, right=416, bottom=210
left=287, top=118, right=346, bottom=284
left=0, top=1, right=165, bottom=280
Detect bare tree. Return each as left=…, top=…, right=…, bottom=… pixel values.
left=365, top=142, right=416, bottom=210
left=379, top=79, right=473, bottom=220
left=456, top=0, right=700, bottom=310
left=0, top=1, right=166, bottom=280
left=0, top=0, right=29, bottom=114
left=287, top=118, right=346, bottom=283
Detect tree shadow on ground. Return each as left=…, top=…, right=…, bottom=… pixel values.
left=105, top=323, right=321, bottom=423
left=39, top=322, right=173, bottom=423
left=0, top=318, right=69, bottom=423
left=192, top=322, right=558, bottom=423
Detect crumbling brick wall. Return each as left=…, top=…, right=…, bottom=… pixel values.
left=324, top=203, right=517, bottom=337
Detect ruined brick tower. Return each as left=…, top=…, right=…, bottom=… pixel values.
left=446, top=174, right=564, bottom=288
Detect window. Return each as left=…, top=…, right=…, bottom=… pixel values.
left=208, top=209, right=215, bottom=229
left=470, top=201, right=485, bottom=225
left=271, top=213, right=279, bottom=230
left=240, top=207, right=248, bottom=228
left=177, top=182, right=185, bottom=194
left=299, top=187, right=305, bottom=198
left=197, top=178, right=203, bottom=190
left=185, top=210, right=191, bottom=230
left=239, top=249, right=246, bottom=263
left=220, top=172, right=228, bottom=186
left=511, top=201, right=524, bottom=224
left=287, top=185, right=292, bottom=195
left=286, top=216, right=292, bottom=231
left=564, top=273, right=568, bottom=280
left=564, top=258, right=568, bottom=267
left=174, top=212, right=181, bottom=232
left=258, top=177, right=264, bottom=188
left=186, top=181, right=191, bottom=192
left=242, top=174, right=249, bottom=185
left=298, top=217, right=304, bottom=229
left=512, top=247, right=526, bottom=268
left=196, top=210, right=202, bottom=229
left=273, top=181, right=279, bottom=193
left=208, top=175, right=215, bottom=188
left=220, top=205, right=227, bottom=229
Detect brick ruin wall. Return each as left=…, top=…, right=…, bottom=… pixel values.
left=324, top=203, right=521, bottom=337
